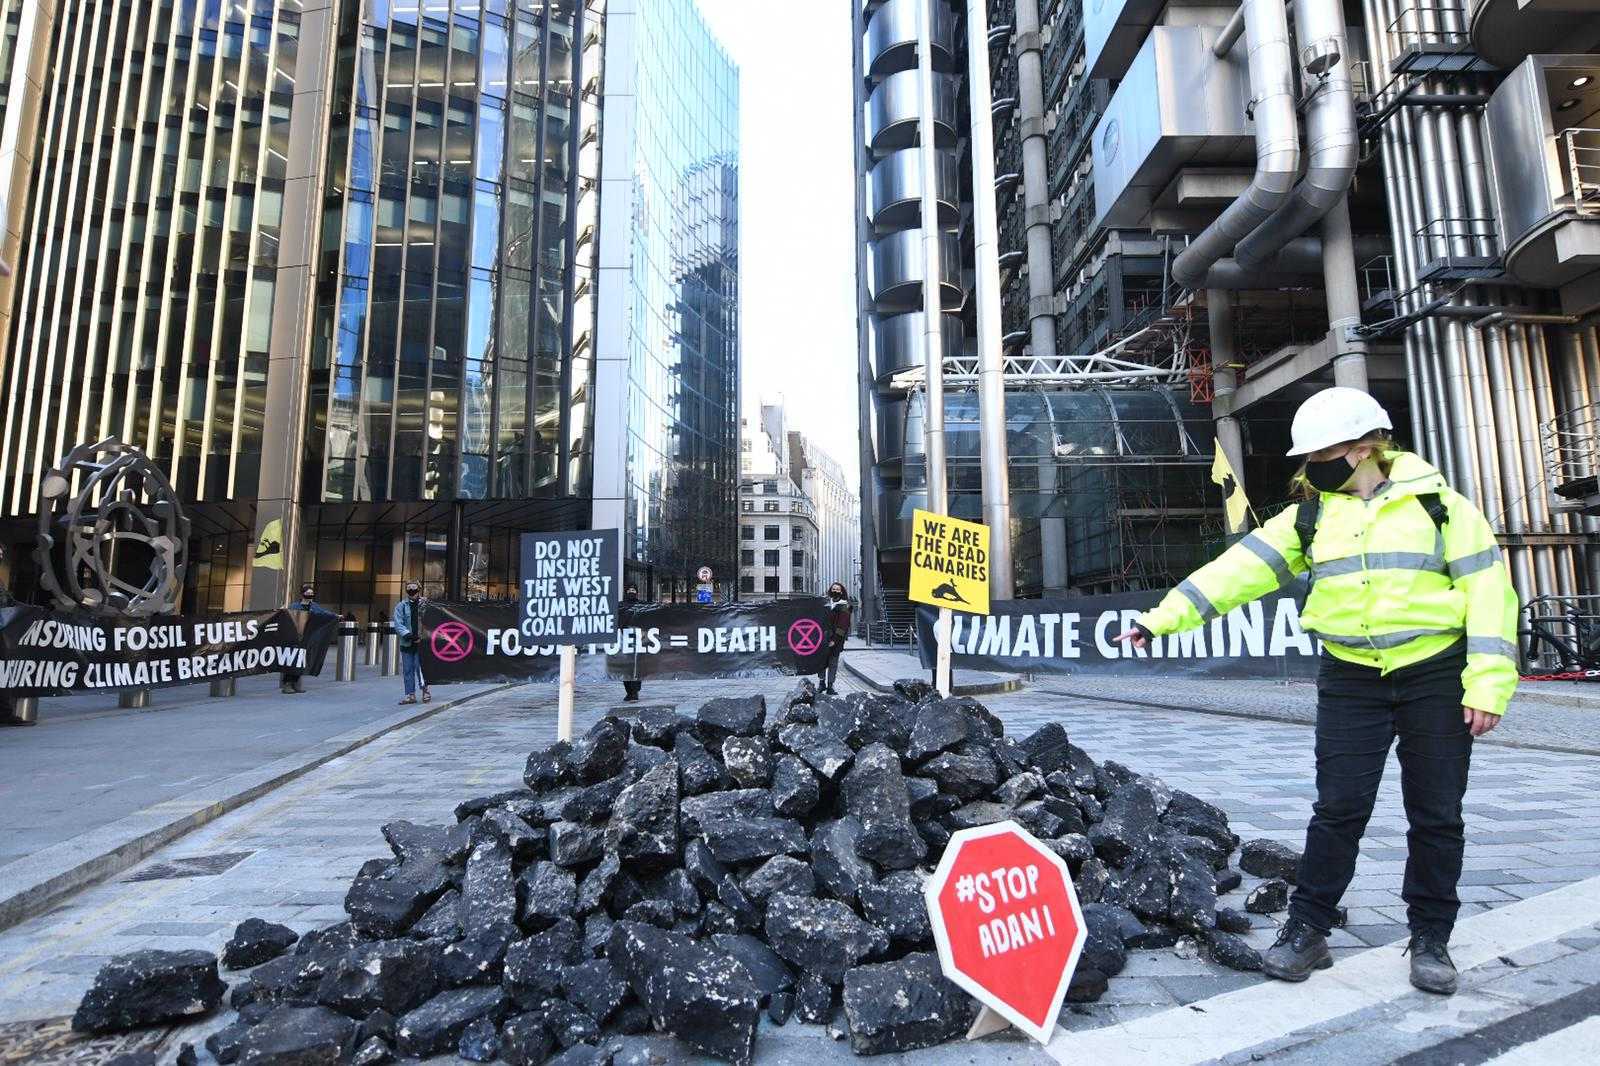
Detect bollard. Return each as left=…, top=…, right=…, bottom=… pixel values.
left=381, top=625, right=399, bottom=676
left=336, top=619, right=358, bottom=681
left=210, top=677, right=236, bottom=697
left=118, top=689, right=151, bottom=709
left=365, top=621, right=381, bottom=666
left=7, top=697, right=38, bottom=725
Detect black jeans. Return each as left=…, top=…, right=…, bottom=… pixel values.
left=818, top=645, right=842, bottom=689
left=1288, top=644, right=1473, bottom=940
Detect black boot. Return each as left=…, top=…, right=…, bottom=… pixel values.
left=1261, top=917, right=1333, bottom=982
left=1406, top=932, right=1458, bottom=995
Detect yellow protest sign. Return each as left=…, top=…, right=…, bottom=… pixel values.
left=909, top=508, right=990, bottom=615
left=254, top=518, right=284, bottom=570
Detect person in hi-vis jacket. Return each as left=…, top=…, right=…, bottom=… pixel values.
left=1117, top=387, right=1518, bottom=997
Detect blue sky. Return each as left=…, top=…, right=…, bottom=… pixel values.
left=694, top=0, right=862, bottom=488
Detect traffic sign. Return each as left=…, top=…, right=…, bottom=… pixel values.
left=696, top=565, right=713, bottom=583
left=909, top=508, right=990, bottom=614
left=695, top=585, right=713, bottom=605
left=924, top=820, right=1085, bottom=1044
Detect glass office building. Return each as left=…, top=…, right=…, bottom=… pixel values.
left=0, top=0, right=739, bottom=618
left=591, top=0, right=739, bottom=602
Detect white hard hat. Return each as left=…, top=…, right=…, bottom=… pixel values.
left=1286, top=387, right=1393, bottom=456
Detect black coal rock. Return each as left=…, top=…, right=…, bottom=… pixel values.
left=995, top=771, right=1046, bottom=806
left=697, top=696, right=767, bottom=742
left=561, top=957, right=631, bottom=1023
left=480, top=807, right=545, bottom=863
left=631, top=707, right=685, bottom=747
left=1216, top=908, right=1253, bottom=935
left=72, top=950, right=227, bottom=1034
left=766, top=991, right=794, bottom=1026
left=714, top=877, right=762, bottom=932
left=525, top=742, right=571, bottom=792
left=234, top=1005, right=358, bottom=1064
left=673, top=732, right=726, bottom=796
left=701, top=815, right=808, bottom=865
left=1245, top=878, right=1290, bottom=914
left=1075, top=858, right=1113, bottom=904
left=351, top=1035, right=393, bottom=1066
left=462, top=835, right=518, bottom=933
left=841, top=952, right=974, bottom=1055
left=230, top=953, right=318, bottom=1012
left=501, top=1012, right=555, bottom=1066
left=520, top=862, right=579, bottom=930
left=395, top=987, right=506, bottom=1057
left=621, top=899, right=678, bottom=929
left=1215, top=868, right=1243, bottom=894
left=721, top=736, right=773, bottom=788
left=1169, top=851, right=1220, bottom=933
left=774, top=725, right=854, bottom=782
left=1079, top=905, right=1129, bottom=978
left=763, top=894, right=889, bottom=985
left=770, top=755, right=821, bottom=817
left=841, top=743, right=926, bottom=870
left=943, top=800, right=1012, bottom=831
left=918, top=750, right=999, bottom=800
left=682, top=839, right=731, bottom=898
left=605, top=761, right=680, bottom=867
left=345, top=856, right=450, bottom=938
left=647, top=868, right=702, bottom=917
left=809, top=817, right=878, bottom=905
left=1017, top=723, right=1074, bottom=774
left=858, top=871, right=932, bottom=945
left=1163, top=790, right=1239, bottom=852
left=710, top=933, right=795, bottom=999
left=576, top=854, right=643, bottom=917
left=204, top=1020, right=252, bottom=1064
left=221, top=919, right=299, bottom=971
left=1240, top=839, right=1300, bottom=882
left=892, top=678, right=932, bottom=702
left=1046, top=833, right=1094, bottom=873
left=315, top=939, right=439, bottom=1018
left=607, top=921, right=761, bottom=1065
left=561, top=777, right=630, bottom=825
left=1066, top=968, right=1109, bottom=1003
left=794, top=971, right=833, bottom=1024
left=457, top=1016, right=501, bottom=1062
left=505, top=918, right=584, bottom=1008
left=546, top=1044, right=610, bottom=1066
left=583, top=914, right=615, bottom=958
left=740, top=855, right=815, bottom=903
left=565, top=720, right=630, bottom=785
left=1086, top=783, right=1162, bottom=866
left=358, top=1008, right=397, bottom=1044
left=1206, top=930, right=1263, bottom=972
left=816, top=693, right=910, bottom=751
left=541, top=997, right=601, bottom=1047
left=549, top=821, right=606, bottom=868
left=438, top=921, right=521, bottom=988
left=385, top=819, right=475, bottom=866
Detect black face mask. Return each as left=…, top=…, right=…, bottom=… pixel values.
left=1305, top=454, right=1357, bottom=493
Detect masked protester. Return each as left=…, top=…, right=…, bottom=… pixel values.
left=1116, top=387, right=1518, bottom=996
left=818, top=583, right=852, bottom=694
left=392, top=581, right=432, bottom=705
left=621, top=583, right=644, bottom=703
left=281, top=584, right=334, bottom=694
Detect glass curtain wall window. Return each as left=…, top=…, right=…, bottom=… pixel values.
left=311, top=0, right=587, bottom=506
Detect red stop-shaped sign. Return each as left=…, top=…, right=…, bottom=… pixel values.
left=924, top=820, right=1086, bottom=1043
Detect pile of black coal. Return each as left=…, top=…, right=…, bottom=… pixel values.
left=79, top=681, right=1291, bottom=1064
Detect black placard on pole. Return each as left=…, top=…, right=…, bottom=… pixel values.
left=518, top=529, right=620, bottom=647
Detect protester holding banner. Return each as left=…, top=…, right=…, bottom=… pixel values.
left=1118, top=387, right=1519, bottom=997
left=818, top=583, right=852, bottom=694
left=280, top=584, right=334, bottom=694
left=392, top=582, right=432, bottom=705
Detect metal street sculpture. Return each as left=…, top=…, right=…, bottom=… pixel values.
left=33, top=438, right=188, bottom=616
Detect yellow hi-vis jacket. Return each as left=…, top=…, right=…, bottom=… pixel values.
left=1138, top=452, right=1521, bottom=715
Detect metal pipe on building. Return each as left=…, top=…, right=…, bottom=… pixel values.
left=916, top=0, right=953, bottom=694
left=1171, top=0, right=1300, bottom=288
left=967, top=0, right=1015, bottom=600
left=1233, top=0, right=1359, bottom=269
left=1204, top=235, right=1387, bottom=289
left=1214, top=7, right=1246, bottom=57
left=1321, top=198, right=1369, bottom=389
left=850, top=0, right=882, bottom=629
left=1013, top=0, right=1057, bottom=363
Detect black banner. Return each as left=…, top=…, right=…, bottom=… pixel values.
left=0, top=606, right=342, bottom=696
left=916, top=583, right=1321, bottom=680
left=417, top=599, right=835, bottom=684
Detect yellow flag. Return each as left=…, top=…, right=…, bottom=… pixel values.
left=254, top=518, right=285, bottom=570
left=1211, top=447, right=1251, bottom=533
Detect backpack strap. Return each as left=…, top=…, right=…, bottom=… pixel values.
left=1294, top=498, right=1321, bottom=558
left=1417, top=492, right=1449, bottom=532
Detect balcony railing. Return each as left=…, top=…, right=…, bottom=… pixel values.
left=1561, top=128, right=1600, bottom=216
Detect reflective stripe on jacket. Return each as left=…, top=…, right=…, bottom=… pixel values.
left=1138, top=452, right=1521, bottom=715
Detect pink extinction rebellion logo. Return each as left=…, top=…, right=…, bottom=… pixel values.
left=431, top=621, right=475, bottom=663
left=786, top=618, right=824, bottom=656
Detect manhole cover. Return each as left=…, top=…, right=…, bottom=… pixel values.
left=121, top=851, right=254, bottom=883
left=0, top=1016, right=173, bottom=1065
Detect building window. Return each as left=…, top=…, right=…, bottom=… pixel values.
left=741, top=501, right=752, bottom=511
left=764, top=549, right=779, bottom=566
left=764, top=525, right=780, bottom=540
left=763, top=501, right=778, bottom=512
left=740, top=575, right=754, bottom=593
left=764, top=575, right=780, bottom=593
left=763, top=480, right=777, bottom=494
left=741, top=526, right=754, bottom=541
left=741, top=549, right=754, bottom=565
left=792, top=550, right=804, bottom=567
left=792, top=524, right=805, bottom=540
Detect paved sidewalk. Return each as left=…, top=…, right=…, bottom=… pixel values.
left=0, top=668, right=1595, bottom=1064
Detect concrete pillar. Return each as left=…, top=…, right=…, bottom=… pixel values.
left=1322, top=197, right=1370, bottom=391
left=1039, top=460, right=1068, bottom=593
left=1014, top=0, right=1057, bottom=359
left=1208, top=290, right=1250, bottom=535
left=247, top=0, right=339, bottom=611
